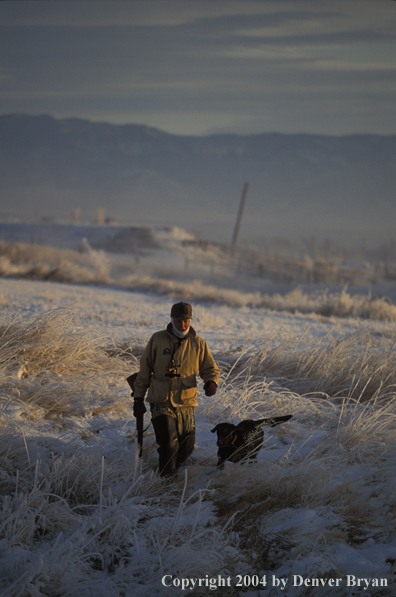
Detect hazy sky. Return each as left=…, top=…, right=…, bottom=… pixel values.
left=1, top=0, right=396, bottom=136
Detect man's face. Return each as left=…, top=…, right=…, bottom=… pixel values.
left=173, top=318, right=191, bottom=333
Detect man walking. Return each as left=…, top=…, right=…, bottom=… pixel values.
left=133, top=301, right=220, bottom=477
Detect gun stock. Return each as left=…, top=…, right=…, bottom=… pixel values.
left=126, top=373, right=138, bottom=394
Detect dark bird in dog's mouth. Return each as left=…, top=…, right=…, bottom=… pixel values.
left=211, top=415, right=293, bottom=466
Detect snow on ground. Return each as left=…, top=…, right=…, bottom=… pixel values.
left=1, top=224, right=396, bottom=596
left=0, top=277, right=340, bottom=349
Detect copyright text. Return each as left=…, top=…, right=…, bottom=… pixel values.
left=161, top=574, right=389, bottom=591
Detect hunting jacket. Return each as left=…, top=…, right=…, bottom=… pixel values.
left=134, top=324, right=220, bottom=407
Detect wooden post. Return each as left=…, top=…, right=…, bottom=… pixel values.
left=231, top=182, right=249, bottom=255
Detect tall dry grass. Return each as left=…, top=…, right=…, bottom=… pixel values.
left=0, top=307, right=240, bottom=595
left=203, top=326, right=396, bottom=587
left=243, top=329, right=396, bottom=402
left=2, top=239, right=396, bottom=321
left=0, top=240, right=111, bottom=285
left=208, top=383, right=396, bottom=585
left=0, top=448, right=235, bottom=596
left=1, top=302, right=396, bottom=593
left=0, top=308, right=135, bottom=417
left=259, top=286, right=396, bottom=321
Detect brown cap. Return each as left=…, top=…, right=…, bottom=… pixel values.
left=170, top=301, right=193, bottom=319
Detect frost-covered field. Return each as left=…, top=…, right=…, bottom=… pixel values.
left=1, top=225, right=396, bottom=596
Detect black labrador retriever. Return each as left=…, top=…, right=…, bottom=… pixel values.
left=211, top=415, right=292, bottom=466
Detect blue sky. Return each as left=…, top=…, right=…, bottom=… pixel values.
left=1, top=0, right=396, bottom=137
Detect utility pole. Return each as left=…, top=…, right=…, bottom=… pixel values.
left=230, top=182, right=249, bottom=256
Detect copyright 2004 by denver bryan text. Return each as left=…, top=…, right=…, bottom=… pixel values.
left=161, top=574, right=389, bottom=591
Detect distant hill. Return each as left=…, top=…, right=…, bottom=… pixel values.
left=0, top=114, right=395, bottom=246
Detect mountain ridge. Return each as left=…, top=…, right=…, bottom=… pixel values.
left=1, top=113, right=395, bottom=246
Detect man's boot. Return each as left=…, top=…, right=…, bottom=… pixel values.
left=152, top=415, right=179, bottom=477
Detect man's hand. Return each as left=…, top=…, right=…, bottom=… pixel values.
left=133, top=397, right=147, bottom=418
left=204, top=381, right=217, bottom=396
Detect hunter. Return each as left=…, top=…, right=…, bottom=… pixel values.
left=133, top=301, right=220, bottom=477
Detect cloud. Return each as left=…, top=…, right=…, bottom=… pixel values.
left=2, top=0, right=393, bottom=31
left=0, top=0, right=301, bottom=27
left=0, top=0, right=395, bottom=136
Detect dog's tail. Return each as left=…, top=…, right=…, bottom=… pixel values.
left=258, top=414, right=293, bottom=427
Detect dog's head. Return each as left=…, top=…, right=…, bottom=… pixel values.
left=210, top=422, right=237, bottom=448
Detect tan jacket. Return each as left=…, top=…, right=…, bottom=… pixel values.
left=134, top=324, right=220, bottom=407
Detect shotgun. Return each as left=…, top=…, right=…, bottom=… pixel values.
left=126, top=372, right=143, bottom=457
